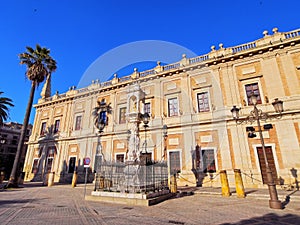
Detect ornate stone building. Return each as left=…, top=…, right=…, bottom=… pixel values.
left=24, top=28, right=300, bottom=188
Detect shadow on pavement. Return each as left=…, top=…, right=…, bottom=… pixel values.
left=220, top=213, right=300, bottom=225
left=282, top=190, right=299, bottom=208
left=0, top=181, right=45, bottom=190
left=245, top=190, right=258, bottom=195
left=0, top=198, right=50, bottom=207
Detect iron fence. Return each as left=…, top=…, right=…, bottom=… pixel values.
left=94, top=160, right=169, bottom=193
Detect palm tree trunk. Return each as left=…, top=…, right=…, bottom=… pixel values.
left=7, top=81, right=36, bottom=187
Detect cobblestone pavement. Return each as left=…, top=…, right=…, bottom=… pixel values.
left=0, top=182, right=300, bottom=225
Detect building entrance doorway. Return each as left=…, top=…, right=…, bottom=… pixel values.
left=257, top=146, right=279, bottom=184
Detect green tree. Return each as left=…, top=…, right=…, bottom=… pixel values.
left=7, top=44, right=57, bottom=187
left=0, top=91, right=14, bottom=126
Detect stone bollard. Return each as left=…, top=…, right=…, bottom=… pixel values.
left=220, top=170, right=231, bottom=197
left=71, top=171, right=78, bottom=188
left=48, top=172, right=55, bottom=187
left=234, top=169, right=245, bottom=198
left=170, top=174, right=177, bottom=193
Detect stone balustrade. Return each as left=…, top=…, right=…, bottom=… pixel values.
left=189, top=54, right=210, bottom=64
left=44, top=27, right=300, bottom=103
left=162, top=62, right=180, bottom=71
left=139, top=69, right=156, bottom=77
left=232, top=42, right=257, bottom=53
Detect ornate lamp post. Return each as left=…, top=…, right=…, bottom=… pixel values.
left=141, top=112, right=150, bottom=154
left=93, top=99, right=111, bottom=173
left=231, top=93, right=283, bottom=209
left=162, top=124, right=168, bottom=160
left=0, top=137, right=5, bottom=145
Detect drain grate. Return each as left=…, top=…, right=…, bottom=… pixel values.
left=122, top=207, right=133, bottom=210
left=168, top=220, right=184, bottom=225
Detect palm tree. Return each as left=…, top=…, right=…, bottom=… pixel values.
left=7, top=44, right=57, bottom=187
left=0, top=91, right=14, bottom=126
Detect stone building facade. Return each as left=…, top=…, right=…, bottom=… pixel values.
left=23, top=28, right=300, bottom=188
left=0, top=122, right=32, bottom=180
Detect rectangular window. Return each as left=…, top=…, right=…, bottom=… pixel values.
left=99, top=111, right=107, bottom=125
left=75, top=115, right=82, bottom=130
left=119, top=107, right=126, bottom=124
left=11, top=140, right=17, bottom=145
left=169, top=151, right=181, bottom=175
left=168, top=98, right=178, bottom=117
left=46, top=158, right=53, bottom=173
left=54, top=119, right=60, bottom=133
left=197, top=92, right=210, bottom=112
left=31, top=159, right=39, bottom=174
left=94, top=155, right=102, bottom=172
left=40, top=122, right=46, bottom=136
left=116, top=154, right=125, bottom=163
left=68, top=157, right=76, bottom=173
left=245, top=83, right=262, bottom=105
left=202, top=149, right=216, bottom=173
left=116, top=154, right=125, bottom=173
left=144, top=102, right=151, bottom=114
left=195, top=145, right=201, bottom=170
left=139, top=152, right=152, bottom=165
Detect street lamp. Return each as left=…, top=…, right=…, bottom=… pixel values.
left=141, top=112, right=150, bottom=154
left=162, top=124, right=168, bottom=160
left=0, top=138, right=5, bottom=145
left=93, top=99, right=111, bottom=173
left=231, top=93, right=283, bottom=209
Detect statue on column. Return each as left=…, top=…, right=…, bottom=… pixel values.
left=126, top=83, right=145, bottom=162
left=128, top=122, right=140, bottom=161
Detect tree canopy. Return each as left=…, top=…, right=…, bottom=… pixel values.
left=0, top=91, right=14, bottom=125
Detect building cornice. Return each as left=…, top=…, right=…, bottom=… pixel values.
left=34, top=28, right=300, bottom=108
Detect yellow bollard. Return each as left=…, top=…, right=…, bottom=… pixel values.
left=220, top=170, right=231, bottom=197
left=99, top=176, right=104, bottom=189
left=234, top=169, right=246, bottom=198
left=170, top=174, right=177, bottom=193
left=48, top=172, right=55, bottom=187
left=72, top=171, right=78, bottom=188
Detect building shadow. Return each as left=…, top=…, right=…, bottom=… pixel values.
left=220, top=213, right=300, bottom=225
left=29, top=125, right=59, bottom=184
left=191, top=145, right=207, bottom=187
left=290, top=168, right=299, bottom=191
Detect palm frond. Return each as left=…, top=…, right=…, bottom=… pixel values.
left=0, top=92, right=13, bottom=125
left=19, top=44, right=57, bottom=83
left=36, top=44, right=42, bottom=53
left=26, top=46, right=34, bottom=54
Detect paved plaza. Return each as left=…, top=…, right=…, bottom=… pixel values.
left=0, top=182, right=299, bottom=225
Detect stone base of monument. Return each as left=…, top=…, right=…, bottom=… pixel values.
left=86, top=189, right=173, bottom=206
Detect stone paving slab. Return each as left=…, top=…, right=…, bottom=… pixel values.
left=0, top=182, right=300, bottom=225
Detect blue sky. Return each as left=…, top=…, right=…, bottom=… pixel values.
left=0, top=0, right=299, bottom=124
